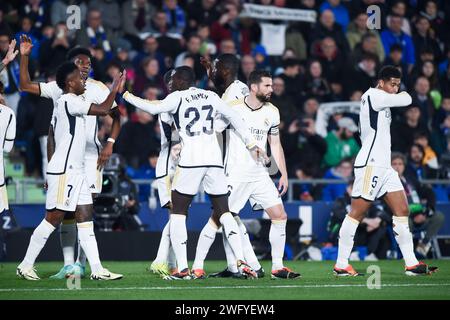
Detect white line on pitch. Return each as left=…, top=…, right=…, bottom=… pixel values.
left=1, top=283, right=450, bottom=292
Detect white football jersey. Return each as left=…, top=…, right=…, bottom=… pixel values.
left=354, top=88, right=412, bottom=169
left=39, top=78, right=117, bottom=158
left=222, top=80, right=249, bottom=103
left=225, top=97, right=280, bottom=181
left=47, top=93, right=92, bottom=174
left=123, top=87, right=256, bottom=168
left=0, top=105, right=16, bottom=186
left=156, top=113, right=180, bottom=178
left=215, top=80, right=249, bottom=132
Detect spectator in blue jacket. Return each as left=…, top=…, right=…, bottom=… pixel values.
left=319, top=0, right=350, bottom=32
left=322, top=158, right=353, bottom=201
left=381, top=14, right=415, bottom=71
left=162, top=0, right=186, bottom=37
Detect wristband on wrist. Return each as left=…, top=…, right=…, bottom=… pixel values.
left=107, top=137, right=116, bottom=144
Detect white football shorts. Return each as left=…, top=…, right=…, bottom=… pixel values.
left=171, top=166, right=228, bottom=196
left=46, top=172, right=93, bottom=212
left=0, top=184, right=9, bottom=213
left=157, top=175, right=172, bottom=208
left=84, top=154, right=103, bottom=194
left=227, top=175, right=282, bottom=214
left=352, top=165, right=404, bottom=201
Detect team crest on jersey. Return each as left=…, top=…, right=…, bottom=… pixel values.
left=385, top=109, right=391, bottom=119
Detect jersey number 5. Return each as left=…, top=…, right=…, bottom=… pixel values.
left=185, top=105, right=214, bottom=136
left=371, top=176, right=378, bottom=188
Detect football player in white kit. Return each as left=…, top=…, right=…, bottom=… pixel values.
left=149, top=70, right=180, bottom=277
left=196, top=70, right=300, bottom=279
left=191, top=54, right=265, bottom=279
left=18, top=35, right=121, bottom=279
left=17, top=62, right=125, bottom=280
left=334, top=66, right=438, bottom=276
left=123, top=66, right=266, bottom=279
left=0, top=81, right=16, bottom=217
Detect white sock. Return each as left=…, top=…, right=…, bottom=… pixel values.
left=77, top=221, right=102, bottom=274
left=60, top=222, right=76, bottom=266
left=154, top=221, right=171, bottom=263
left=76, top=242, right=86, bottom=266
left=236, top=216, right=261, bottom=271
left=20, top=219, right=55, bottom=269
left=169, top=214, right=188, bottom=271
left=222, top=232, right=238, bottom=273
left=336, top=215, right=360, bottom=269
left=219, top=212, right=244, bottom=263
left=168, top=245, right=177, bottom=270
left=192, top=218, right=218, bottom=270
left=393, top=216, right=419, bottom=267
left=270, top=219, right=286, bottom=271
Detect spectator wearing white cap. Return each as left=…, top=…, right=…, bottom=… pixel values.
left=323, top=117, right=360, bottom=167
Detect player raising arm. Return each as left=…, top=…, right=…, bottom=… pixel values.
left=123, top=66, right=265, bottom=279
left=18, top=35, right=122, bottom=279
left=334, top=66, right=438, bottom=276
left=16, top=63, right=125, bottom=281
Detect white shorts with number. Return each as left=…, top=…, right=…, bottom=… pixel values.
left=85, top=155, right=103, bottom=194
left=157, top=175, right=172, bottom=208
left=0, top=184, right=9, bottom=212
left=46, top=172, right=93, bottom=212
left=351, top=165, right=404, bottom=202
left=228, top=175, right=282, bottom=214
left=171, top=166, right=228, bottom=196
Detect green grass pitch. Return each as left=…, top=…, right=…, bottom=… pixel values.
left=0, top=260, right=449, bottom=300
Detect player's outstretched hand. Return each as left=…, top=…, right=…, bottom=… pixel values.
left=200, top=56, right=212, bottom=78
left=111, top=71, right=125, bottom=93
left=20, top=34, right=33, bottom=56
left=278, top=175, right=288, bottom=196
left=2, top=39, right=18, bottom=65
left=118, top=70, right=127, bottom=93
left=98, top=143, right=113, bottom=170
left=250, top=146, right=270, bottom=165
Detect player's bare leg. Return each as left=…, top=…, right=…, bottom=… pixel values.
left=265, top=204, right=300, bottom=279
left=383, top=191, right=437, bottom=275
left=75, top=204, right=122, bottom=280
left=334, top=198, right=371, bottom=276
left=17, top=210, right=65, bottom=280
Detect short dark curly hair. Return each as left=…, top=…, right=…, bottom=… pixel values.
left=66, top=46, right=92, bottom=61
left=56, top=62, right=78, bottom=90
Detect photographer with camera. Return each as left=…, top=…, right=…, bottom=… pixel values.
left=391, top=152, right=445, bottom=258
left=282, top=99, right=327, bottom=176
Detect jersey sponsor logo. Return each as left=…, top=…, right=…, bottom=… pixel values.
left=250, top=127, right=268, bottom=141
